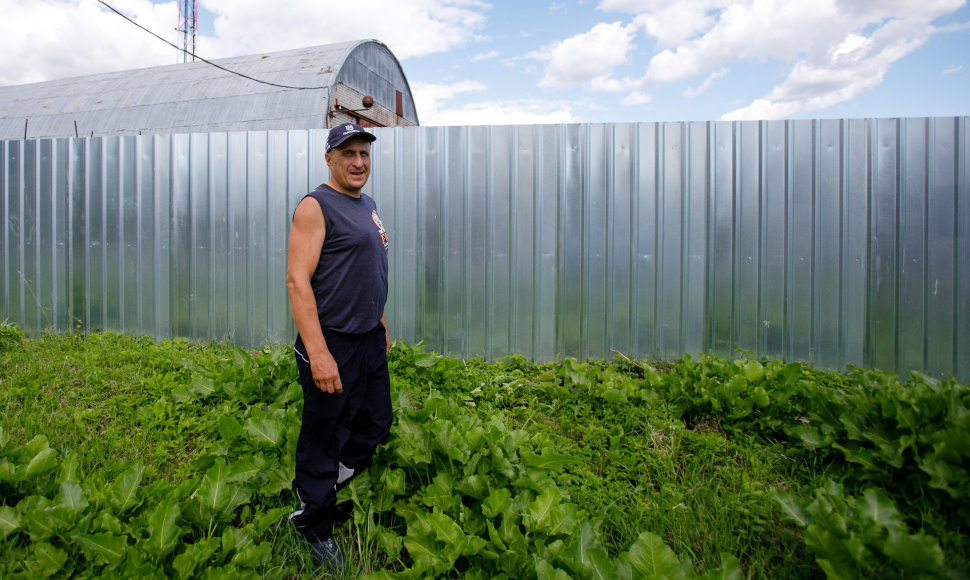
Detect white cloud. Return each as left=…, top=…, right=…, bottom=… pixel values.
left=640, top=0, right=847, bottom=84
left=529, top=21, right=637, bottom=89
left=682, top=67, right=728, bottom=97
left=722, top=16, right=932, bottom=119
left=0, top=0, right=491, bottom=86
left=200, top=0, right=490, bottom=60
left=622, top=91, right=652, bottom=105
left=606, top=0, right=965, bottom=118
left=411, top=80, right=487, bottom=124
left=0, top=0, right=177, bottom=85
left=411, top=80, right=577, bottom=125
left=590, top=76, right=641, bottom=92
left=630, top=1, right=733, bottom=49
left=3, top=0, right=965, bottom=125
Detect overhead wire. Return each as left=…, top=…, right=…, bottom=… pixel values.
left=96, top=0, right=329, bottom=90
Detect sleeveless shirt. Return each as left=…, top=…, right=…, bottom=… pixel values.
left=303, top=184, right=388, bottom=335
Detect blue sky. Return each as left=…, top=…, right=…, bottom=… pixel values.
left=1, top=0, right=967, bottom=125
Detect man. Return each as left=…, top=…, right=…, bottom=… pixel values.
left=285, top=123, right=392, bottom=570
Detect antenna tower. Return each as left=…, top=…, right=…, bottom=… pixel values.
left=176, top=0, right=197, bottom=62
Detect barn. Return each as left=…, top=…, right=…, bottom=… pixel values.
left=0, top=39, right=418, bottom=140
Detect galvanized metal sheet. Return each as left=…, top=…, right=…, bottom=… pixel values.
left=2, top=118, right=969, bottom=383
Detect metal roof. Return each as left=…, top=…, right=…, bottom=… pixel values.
left=0, top=40, right=418, bottom=140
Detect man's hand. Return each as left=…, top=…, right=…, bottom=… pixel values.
left=310, top=351, right=343, bottom=394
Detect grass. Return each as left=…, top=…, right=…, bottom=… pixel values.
left=386, top=353, right=819, bottom=577
left=2, top=325, right=965, bottom=578
left=0, top=330, right=235, bottom=481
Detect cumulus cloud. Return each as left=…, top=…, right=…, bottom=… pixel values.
left=590, top=0, right=965, bottom=119
left=472, top=50, right=499, bottom=61
left=682, top=67, right=729, bottom=97
left=0, top=0, right=177, bottom=85
left=0, top=0, right=491, bottom=86
left=200, top=0, right=490, bottom=60
left=411, top=80, right=577, bottom=125
left=3, top=0, right=964, bottom=126
left=629, top=0, right=733, bottom=50
left=528, top=21, right=637, bottom=89
left=720, top=5, right=953, bottom=119
left=411, top=80, right=487, bottom=123
left=622, top=91, right=652, bottom=105
left=639, top=0, right=847, bottom=84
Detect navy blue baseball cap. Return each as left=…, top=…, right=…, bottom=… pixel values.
left=326, top=123, right=376, bottom=152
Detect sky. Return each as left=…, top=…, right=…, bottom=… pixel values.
left=1, top=0, right=968, bottom=126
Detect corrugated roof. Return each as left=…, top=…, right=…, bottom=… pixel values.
left=0, top=40, right=418, bottom=139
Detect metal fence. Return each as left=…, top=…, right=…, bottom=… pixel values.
left=2, top=118, right=968, bottom=381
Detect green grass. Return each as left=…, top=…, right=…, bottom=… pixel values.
left=0, top=329, right=235, bottom=481
left=1, top=325, right=967, bottom=578
left=387, top=354, right=818, bottom=578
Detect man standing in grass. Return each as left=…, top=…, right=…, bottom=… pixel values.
left=285, top=123, right=392, bottom=571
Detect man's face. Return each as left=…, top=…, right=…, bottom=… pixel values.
left=325, top=137, right=371, bottom=195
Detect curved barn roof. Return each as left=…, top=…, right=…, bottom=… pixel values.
left=0, top=40, right=418, bottom=140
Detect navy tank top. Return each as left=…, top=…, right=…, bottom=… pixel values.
left=302, top=184, right=388, bottom=335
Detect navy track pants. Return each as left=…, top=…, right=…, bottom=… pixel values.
left=291, top=323, right=392, bottom=542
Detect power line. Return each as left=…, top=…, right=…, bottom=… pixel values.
left=96, top=0, right=329, bottom=90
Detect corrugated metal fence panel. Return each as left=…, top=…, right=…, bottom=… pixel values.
left=2, top=118, right=968, bottom=381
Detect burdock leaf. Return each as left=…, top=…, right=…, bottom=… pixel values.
left=227, top=454, right=269, bottom=484
left=521, top=449, right=582, bottom=472
left=218, top=416, right=245, bottom=442
left=625, top=531, right=682, bottom=577
left=243, top=415, right=283, bottom=448
left=482, top=488, right=512, bottom=519
left=108, top=463, right=145, bottom=513
left=0, top=505, right=20, bottom=539
left=145, top=496, right=182, bottom=557
left=403, top=533, right=447, bottom=575
left=883, top=530, right=944, bottom=572
left=29, top=542, right=68, bottom=577
left=191, top=459, right=252, bottom=523
left=525, top=487, right=561, bottom=532
left=567, top=521, right=598, bottom=570
left=586, top=547, right=616, bottom=580
left=57, top=481, right=88, bottom=513
left=71, top=532, right=128, bottom=567
left=857, top=488, right=902, bottom=529
left=771, top=489, right=811, bottom=528
left=25, top=446, right=57, bottom=479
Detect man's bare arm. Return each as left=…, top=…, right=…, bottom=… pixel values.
left=286, top=198, right=343, bottom=394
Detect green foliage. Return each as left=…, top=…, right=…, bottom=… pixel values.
left=774, top=481, right=945, bottom=578
left=2, top=333, right=968, bottom=578
left=0, top=423, right=289, bottom=578
left=0, top=321, right=25, bottom=351
left=787, top=368, right=970, bottom=519
left=0, top=337, right=297, bottom=578
left=660, top=352, right=811, bottom=436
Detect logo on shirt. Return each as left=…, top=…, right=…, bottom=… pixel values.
left=372, top=211, right=388, bottom=251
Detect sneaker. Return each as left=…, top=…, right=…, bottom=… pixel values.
left=310, top=537, right=345, bottom=571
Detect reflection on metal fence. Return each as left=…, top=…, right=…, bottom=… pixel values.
left=2, top=119, right=968, bottom=381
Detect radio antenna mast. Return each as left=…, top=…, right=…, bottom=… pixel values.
left=176, top=0, right=197, bottom=62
